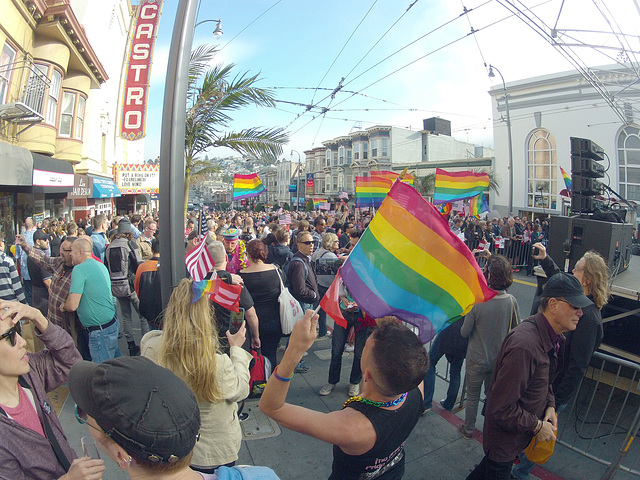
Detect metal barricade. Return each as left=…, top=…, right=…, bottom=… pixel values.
left=557, top=351, right=640, bottom=479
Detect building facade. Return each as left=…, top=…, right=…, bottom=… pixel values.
left=490, top=64, right=640, bottom=223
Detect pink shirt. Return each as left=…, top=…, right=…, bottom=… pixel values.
left=0, top=385, right=45, bottom=437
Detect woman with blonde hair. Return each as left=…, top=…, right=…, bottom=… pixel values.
left=141, top=278, right=252, bottom=474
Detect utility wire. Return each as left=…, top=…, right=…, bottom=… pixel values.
left=218, top=0, right=285, bottom=52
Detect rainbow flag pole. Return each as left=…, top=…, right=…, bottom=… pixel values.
left=433, top=168, right=490, bottom=204
left=232, top=173, right=266, bottom=201
left=341, top=181, right=496, bottom=343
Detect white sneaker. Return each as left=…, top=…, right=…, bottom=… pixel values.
left=319, top=383, right=336, bottom=396
left=348, top=383, right=360, bottom=397
left=344, top=344, right=355, bottom=352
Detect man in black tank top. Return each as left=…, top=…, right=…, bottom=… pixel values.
left=260, top=313, right=429, bottom=479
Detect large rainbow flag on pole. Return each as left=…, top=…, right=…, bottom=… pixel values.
left=341, top=181, right=496, bottom=343
left=469, top=193, right=490, bottom=218
left=370, top=170, right=415, bottom=185
left=433, top=168, right=490, bottom=204
left=232, top=173, right=266, bottom=200
left=355, top=176, right=390, bottom=208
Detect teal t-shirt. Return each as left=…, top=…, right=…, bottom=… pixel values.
left=70, top=258, right=115, bottom=327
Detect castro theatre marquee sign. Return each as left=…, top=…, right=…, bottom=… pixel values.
left=113, top=164, right=160, bottom=194
left=120, top=0, right=164, bottom=141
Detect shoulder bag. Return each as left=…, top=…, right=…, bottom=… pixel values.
left=276, top=267, right=304, bottom=334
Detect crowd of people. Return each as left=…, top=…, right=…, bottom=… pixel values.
left=0, top=205, right=613, bottom=479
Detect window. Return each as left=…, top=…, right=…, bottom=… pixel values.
left=618, top=126, right=640, bottom=201
left=326, top=149, right=331, bottom=167
left=526, top=129, right=557, bottom=209
left=347, top=149, right=352, bottom=163
left=362, top=141, right=368, bottom=160
left=0, top=43, right=16, bottom=103
left=354, top=143, right=360, bottom=160
left=332, top=151, right=338, bottom=167
left=59, top=91, right=76, bottom=136
left=338, top=173, right=344, bottom=189
left=75, top=96, right=85, bottom=139
left=371, top=138, right=378, bottom=157
left=339, top=146, right=345, bottom=164
left=381, top=138, right=388, bottom=156
left=46, top=69, right=62, bottom=125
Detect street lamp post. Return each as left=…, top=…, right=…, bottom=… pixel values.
left=488, top=64, right=514, bottom=217
left=291, top=150, right=301, bottom=211
left=194, top=19, right=223, bottom=36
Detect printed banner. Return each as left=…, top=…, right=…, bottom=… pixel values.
left=306, top=173, right=314, bottom=196
left=120, top=0, right=164, bottom=140
left=113, top=163, right=160, bottom=194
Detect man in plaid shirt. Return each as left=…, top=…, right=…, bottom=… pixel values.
left=16, top=234, right=85, bottom=358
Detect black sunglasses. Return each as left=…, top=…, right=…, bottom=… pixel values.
left=298, top=240, right=314, bottom=245
left=0, top=321, right=22, bottom=347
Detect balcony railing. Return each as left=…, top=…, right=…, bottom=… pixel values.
left=0, top=60, right=49, bottom=135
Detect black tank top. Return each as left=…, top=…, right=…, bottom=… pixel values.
left=329, top=388, right=423, bottom=480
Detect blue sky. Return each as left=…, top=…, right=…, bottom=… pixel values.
left=142, top=0, right=640, bottom=163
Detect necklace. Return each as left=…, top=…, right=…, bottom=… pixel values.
left=343, top=392, right=407, bottom=409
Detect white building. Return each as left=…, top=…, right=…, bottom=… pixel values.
left=490, top=64, right=639, bottom=222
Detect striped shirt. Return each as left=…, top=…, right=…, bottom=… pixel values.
left=0, top=253, right=26, bottom=302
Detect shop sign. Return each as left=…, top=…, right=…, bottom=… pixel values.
left=32, top=169, right=74, bottom=188
left=69, top=175, right=92, bottom=198
left=120, top=0, right=165, bottom=141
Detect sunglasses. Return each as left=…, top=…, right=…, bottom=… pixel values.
left=0, top=321, right=22, bottom=347
left=75, top=404, right=103, bottom=434
left=298, top=240, right=314, bottom=245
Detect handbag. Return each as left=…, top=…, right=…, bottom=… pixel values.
left=276, top=267, right=304, bottom=335
left=524, top=430, right=556, bottom=464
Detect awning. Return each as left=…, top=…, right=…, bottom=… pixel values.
left=90, top=176, right=121, bottom=198
left=31, top=153, right=74, bottom=194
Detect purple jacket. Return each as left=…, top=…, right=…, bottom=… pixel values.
left=0, top=322, right=82, bottom=479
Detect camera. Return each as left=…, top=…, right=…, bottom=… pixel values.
left=532, top=247, right=540, bottom=256
left=314, top=257, right=343, bottom=276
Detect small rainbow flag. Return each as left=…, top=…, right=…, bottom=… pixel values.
left=191, top=277, right=216, bottom=303
left=232, top=173, right=266, bottom=201
left=341, top=181, right=496, bottom=343
left=313, top=198, right=326, bottom=209
left=440, top=202, right=452, bottom=216
left=370, top=170, right=414, bottom=186
left=433, top=168, right=490, bottom=204
left=355, top=176, right=390, bottom=208
left=560, top=166, right=572, bottom=192
left=469, top=194, right=489, bottom=218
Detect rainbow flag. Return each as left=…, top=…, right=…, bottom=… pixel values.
left=355, top=176, right=390, bottom=208
left=191, top=277, right=216, bottom=303
left=433, top=168, right=490, bottom=204
left=313, top=198, right=326, bottom=209
left=370, top=170, right=414, bottom=186
left=341, top=181, right=496, bottom=343
left=440, top=202, right=452, bottom=216
left=232, top=173, right=266, bottom=200
left=469, top=194, right=489, bottom=218
left=560, top=166, right=572, bottom=192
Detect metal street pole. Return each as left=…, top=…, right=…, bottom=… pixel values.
left=291, top=150, right=301, bottom=211
left=488, top=64, right=514, bottom=216
left=159, top=0, right=198, bottom=308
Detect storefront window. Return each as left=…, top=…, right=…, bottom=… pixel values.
left=0, top=193, right=15, bottom=253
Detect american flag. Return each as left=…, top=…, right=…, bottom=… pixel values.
left=200, top=214, right=208, bottom=236
left=210, top=280, right=242, bottom=312
left=279, top=213, right=292, bottom=225
left=338, top=191, right=349, bottom=200
left=185, top=236, right=215, bottom=281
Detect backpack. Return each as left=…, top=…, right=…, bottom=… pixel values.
left=248, top=349, right=272, bottom=397
left=105, top=238, right=142, bottom=298
left=283, top=256, right=308, bottom=288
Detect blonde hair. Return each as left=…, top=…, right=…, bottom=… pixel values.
left=321, top=232, right=338, bottom=250
left=157, top=279, right=223, bottom=403
left=580, top=251, right=610, bottom=310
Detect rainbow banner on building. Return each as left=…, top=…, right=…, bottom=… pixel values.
left=433, top=168, right=490, bottom=204
left=370, top=170, right=414, bottom=186
left=232, top=173, right=266, bottom=201
left=355, top=176, right=390, bottom=208
left=341, top=181, right=496, bottom=343
left=469, top=194, right=489, bottom=218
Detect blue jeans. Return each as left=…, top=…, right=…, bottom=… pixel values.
left=328, top=311, right=370, bottom=385
left=23, top=280, right=32, bottom=306
left=423, top=332, right=464, bottom=411
left=88, top=318, right=121, bottom=363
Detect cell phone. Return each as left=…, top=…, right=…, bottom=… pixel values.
left=229, top=308, right=244, bottom=334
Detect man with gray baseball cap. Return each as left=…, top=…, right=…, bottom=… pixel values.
left=466, top=273, right=592, bottom=480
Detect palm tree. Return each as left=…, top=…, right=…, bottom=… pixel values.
left=184, top=45, right=289, bottom=211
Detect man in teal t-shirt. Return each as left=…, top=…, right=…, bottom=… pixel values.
left=64, top=237, right=120, bottom=363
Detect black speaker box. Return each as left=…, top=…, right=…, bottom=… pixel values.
left=548, top=216, right=633, bottom=276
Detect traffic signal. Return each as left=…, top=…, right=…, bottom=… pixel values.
left=570, top=137, right=605, bottom=213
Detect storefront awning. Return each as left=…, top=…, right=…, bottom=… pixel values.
left=31, top=153, right=74, bottom=194
left=90, top=176, right=121, bottom=198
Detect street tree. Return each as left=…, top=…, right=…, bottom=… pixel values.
left=184, top=45, right=289, bottom=212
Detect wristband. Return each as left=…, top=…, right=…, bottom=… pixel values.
left=272, top=366, right=294, bottom=382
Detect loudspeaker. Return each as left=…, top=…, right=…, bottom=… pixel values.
left=548, top=216, right=633, bottom=276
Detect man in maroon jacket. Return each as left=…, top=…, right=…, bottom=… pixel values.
left=466, top=273, right=592, bottom=480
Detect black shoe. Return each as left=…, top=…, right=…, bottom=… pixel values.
left=128, top=342, right=140, bottom=356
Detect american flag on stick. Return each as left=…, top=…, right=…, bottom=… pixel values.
left=185, top=236, right=215, bottom=281
left=210, top=280, right=242, bottom=312
left=279, top=213, right=292, bottom=225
